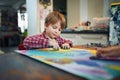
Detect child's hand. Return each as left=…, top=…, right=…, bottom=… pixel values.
left=62, top=43, right=70, bottom=49
left=49, top=40, right=60, bottom=50
left=96, top=46, right=120, bottom=57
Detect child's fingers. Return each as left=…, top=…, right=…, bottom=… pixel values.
left=62, top=45, right=70, bottom=49
left=103, top=52, right=120, bottom=57
left=53, top=46, right=60, bottom=51
left=96, top=48, right=109, bottom=54
left=96, top=48, right=108, bottom=57
left=62, top=43, right=70, bottom=49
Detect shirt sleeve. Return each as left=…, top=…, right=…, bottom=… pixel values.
left=23, top=35, right=49, bottom=49
left=56, top=36, right=73, bottom=47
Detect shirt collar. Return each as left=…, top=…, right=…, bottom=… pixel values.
left=42, top=31, right=57, bottom=40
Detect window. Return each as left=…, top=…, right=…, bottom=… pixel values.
left=18, top=10, right=28, bottom=33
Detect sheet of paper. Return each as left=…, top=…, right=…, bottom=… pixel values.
left=16, top=48, right=120, bottom=80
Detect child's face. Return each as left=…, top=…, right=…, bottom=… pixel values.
left=45, top=21, right=62, bottom=39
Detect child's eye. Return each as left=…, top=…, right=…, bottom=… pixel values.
left=52, top=26, right=57, bottom=29
left=59, top=29, right=62, bottom=31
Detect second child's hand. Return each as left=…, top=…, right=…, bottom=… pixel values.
left=62, top=43, right=70, bottom=49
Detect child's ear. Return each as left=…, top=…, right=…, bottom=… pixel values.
left=45, top=23, right=48, bottom=27
left=44, top=24, right=47, bottom=29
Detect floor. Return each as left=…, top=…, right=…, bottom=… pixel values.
left=0, top=46, right=18, bottom=54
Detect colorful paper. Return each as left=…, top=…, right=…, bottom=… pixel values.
left=16, top=48, right=120, bottom=80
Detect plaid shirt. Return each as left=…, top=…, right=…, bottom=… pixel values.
left=23, top=32, right=73, bottom=49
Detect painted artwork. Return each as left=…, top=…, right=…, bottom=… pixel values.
left=109, top=3, right=120, bottom=45
left=16, top=48, right=120, bottom=80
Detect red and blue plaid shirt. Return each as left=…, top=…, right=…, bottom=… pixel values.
left=23, top=32, right=73, bottom=49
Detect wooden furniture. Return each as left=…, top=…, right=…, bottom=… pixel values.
left=0, top=53, right=85, bottom=80
left=0, top=31, right=20, bottom=46
left=61, top=30, right=108, bottom=46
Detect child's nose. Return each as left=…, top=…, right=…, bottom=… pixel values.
left=55, top=29, right=59, bottom=32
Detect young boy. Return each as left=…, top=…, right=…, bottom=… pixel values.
left=23, top=11, right=73, bottom=50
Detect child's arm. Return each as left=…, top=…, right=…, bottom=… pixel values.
left=90, top=55, right=120, bottom=61
left=56, top=36, right=73, bottom=49
left=23, top=35, right=49, bottom=49
left=96, top=46, right=120, bottom=57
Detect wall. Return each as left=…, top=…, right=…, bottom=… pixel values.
left=80, top=0, right=88, bottom=22
left=67, top=0, right=104, bottom=28
left=88, top=0, right=104, bottom=22
left=26, top=0, right=120, bottom=35
left=67, top=0, right=80, bottom=28
left=26, top=0, right=40, bottom=36
left=67, top=0, right=120, bottom=29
